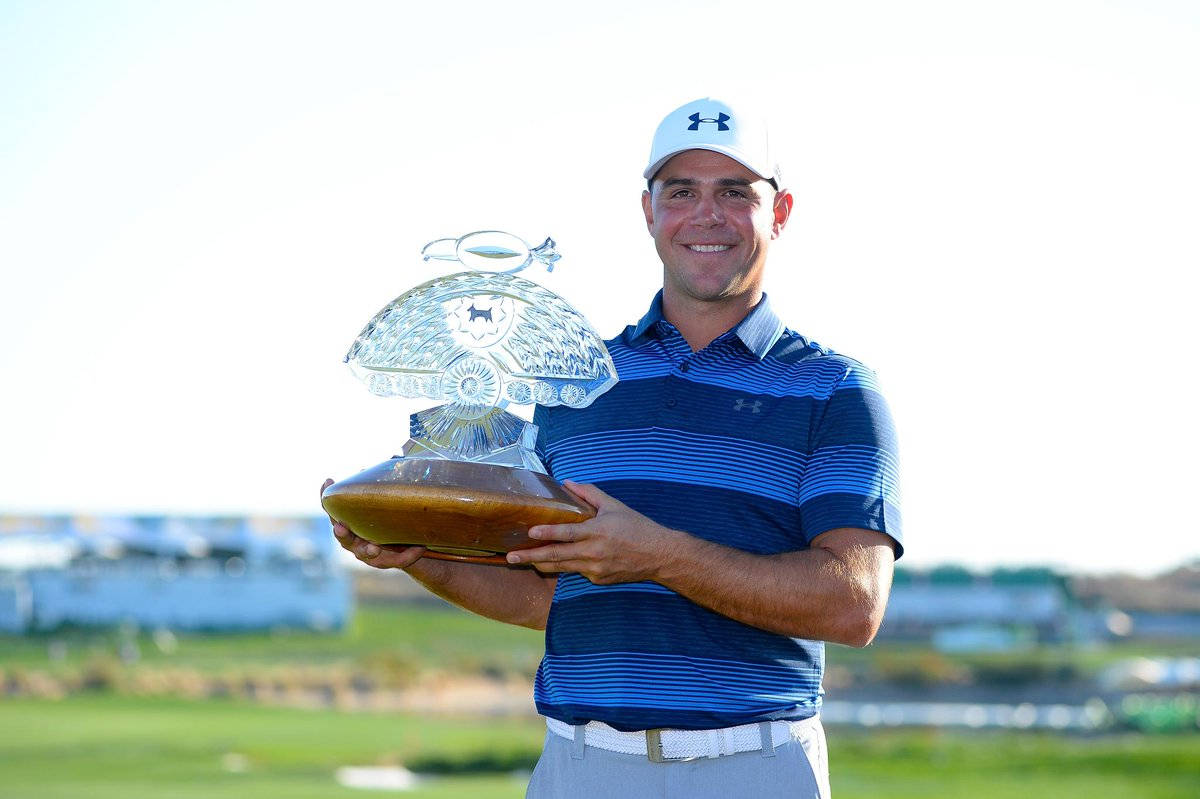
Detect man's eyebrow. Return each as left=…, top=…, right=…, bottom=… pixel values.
left=658, top=177, right=757, bottom=190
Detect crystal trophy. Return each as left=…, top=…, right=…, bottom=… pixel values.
left=321, top=231, right=618, bottom=564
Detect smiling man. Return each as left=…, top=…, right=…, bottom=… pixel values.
left=642, top=145, right=789, bottom=350
left=327, top=98, right=902, bottom=798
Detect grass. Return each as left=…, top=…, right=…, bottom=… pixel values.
left=5, top=604, right=1193, bottom=685
left=1, top=604, right=547, bottom=687
left=825, top=637, right=1200, bottom=691
left=3, top=605, right=1198, bottom=796
left=830, top=727, right=1200, bottom=799
left=0, top=694, right=544, bottom=799
left=1, top=695, right=1198, bottom=799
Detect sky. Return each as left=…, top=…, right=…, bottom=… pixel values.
left=1, top=0, right=1197, bottom=576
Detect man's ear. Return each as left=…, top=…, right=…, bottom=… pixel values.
left=641, top=189, right=654, bottom=233
left=771, top=189, right=793, bottom=238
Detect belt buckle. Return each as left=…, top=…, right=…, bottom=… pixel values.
left=645, top=729, right=687, bottom=763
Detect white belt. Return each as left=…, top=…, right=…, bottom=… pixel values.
left=546, top=716, right=817, bottom=763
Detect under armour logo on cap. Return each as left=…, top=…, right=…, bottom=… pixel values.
left=687, top=111, right=730, bottom=131
left=645, top=98, right=779, bottom=187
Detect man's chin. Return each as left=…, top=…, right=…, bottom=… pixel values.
left=675, top=283, right=753, bottom=305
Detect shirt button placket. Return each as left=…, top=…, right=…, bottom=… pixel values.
left=661, top=332, right=689, bottom=414
left=667, top=359, right=688, bottom=409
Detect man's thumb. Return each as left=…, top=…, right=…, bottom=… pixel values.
left=562, top=480, right=609, bottom=509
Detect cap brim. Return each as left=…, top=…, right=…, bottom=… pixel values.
left=643, top=144, right=775, bottom=183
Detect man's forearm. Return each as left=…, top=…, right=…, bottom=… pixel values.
left=511, top=483, right=896, bottom=644
left=405, top=558, right=557, bottom=630
left=653, top=527, right=894, bottom=646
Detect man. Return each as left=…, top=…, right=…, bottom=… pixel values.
left=325, top=98, right=902, bottom=798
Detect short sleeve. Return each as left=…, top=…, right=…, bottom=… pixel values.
left=797, top=362, right=903, bottom=557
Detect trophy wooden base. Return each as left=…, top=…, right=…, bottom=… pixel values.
left=321, top=458, right=595, bottom=565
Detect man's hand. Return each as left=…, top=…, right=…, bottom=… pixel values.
left=504, top=480, right=896, bottom=644
left=506, top=480, right=681, bottom=584
left=321, top=478, right=426, bottom=569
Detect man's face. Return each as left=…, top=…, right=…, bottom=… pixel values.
left=641, top=149, right=792, bottom=307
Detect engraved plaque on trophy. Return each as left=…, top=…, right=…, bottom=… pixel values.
left=321, top=231, right=618, bottom=564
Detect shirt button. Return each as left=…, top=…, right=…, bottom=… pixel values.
left=666, top=398, right=677, bottom=408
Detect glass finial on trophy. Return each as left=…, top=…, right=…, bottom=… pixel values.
left=321, top=231, right=618, bottom=564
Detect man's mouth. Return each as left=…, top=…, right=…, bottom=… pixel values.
left=685, top=244, right=733, bottom=253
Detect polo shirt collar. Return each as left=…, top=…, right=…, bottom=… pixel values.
left=628, top=291, right=667, bottom=344
left=627, top=290, right=784, bottom=360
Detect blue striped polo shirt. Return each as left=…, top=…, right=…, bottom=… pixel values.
left=531, top=292, right=902, bottom=732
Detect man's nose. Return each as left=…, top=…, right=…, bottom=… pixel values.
left=690, top=194, right=724, bottom=226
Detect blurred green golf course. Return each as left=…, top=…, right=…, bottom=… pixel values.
left=2, top=604, right=1196, bottom=798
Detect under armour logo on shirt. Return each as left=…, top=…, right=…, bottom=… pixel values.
left=688, top=112, right=731, bottom=131
left=733, top=399, right=762, bottom=413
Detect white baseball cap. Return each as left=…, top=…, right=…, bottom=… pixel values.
left=643, top=98, right=780, bottom=188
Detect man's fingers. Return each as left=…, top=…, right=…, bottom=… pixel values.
left=529, top=523, right=581, bottom=542
left=562, top=480, right=615, bottom=510
left=507, top=543, right=575, bottom=565
left=529, top=561, right=570, bottom=574
left=352, top=541, right=426, bottom=568
left=332, top=523, right=365, bottom=556
left=519, top=551, right=583, bottom=574
left=321, top=486, right=422, bottom=569
left=380, top=545, right=426, bottom=568
left=354, top=541, right=381, bottom=559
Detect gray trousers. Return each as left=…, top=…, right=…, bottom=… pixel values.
left=525, top=719, right=830, bottom=799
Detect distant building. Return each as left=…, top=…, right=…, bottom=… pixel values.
left=1070, top=561, right=1200, bottom=640
left=0, top=515, right=352, bottom=633
left=878, top=566, right=1074, bottom=649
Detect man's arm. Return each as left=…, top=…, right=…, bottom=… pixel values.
left=654, top=526, right=894, bottom=646
left=323, top=479, right=557, bottom=630
left=506, top=481, right=895, bottom=646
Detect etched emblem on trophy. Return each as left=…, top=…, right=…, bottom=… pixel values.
left=321, top=231, right=618, bottom=564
